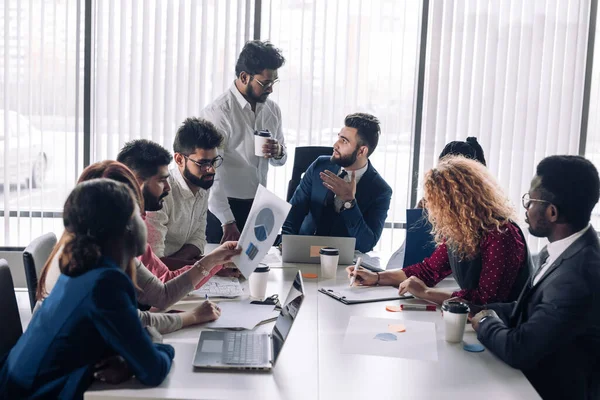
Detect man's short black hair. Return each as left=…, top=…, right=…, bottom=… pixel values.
left=173, top=117, right=224, bottom=155
left=235, top=40, right=285, bottom=77
left=344, top=113, right=381, bottom=157
left=116, top=139, right=172, bottom=181
left=536, top=155, right=600, bottom=230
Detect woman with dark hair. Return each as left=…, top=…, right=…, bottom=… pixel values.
left=349, top=157, right=531, bottom=305
left=0, top=179, right=174, bottom=398
left=36, top=161, right=240, bottom=334
left=439, top=136, right=487, bottom=165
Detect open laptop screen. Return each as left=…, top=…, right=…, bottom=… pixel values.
left=271, top=272, right=305, bottom=364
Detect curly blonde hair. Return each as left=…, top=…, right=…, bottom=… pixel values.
left=423, top=156, right=517, bottom=260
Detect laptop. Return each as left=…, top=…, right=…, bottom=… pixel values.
left=281, top=234, right=355, bottom=264
left=193, top=271, right=305, bottom=371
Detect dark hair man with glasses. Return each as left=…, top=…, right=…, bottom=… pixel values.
left=199, top=40, right=287, bottom=244
left=282, top=113, right=392, bottom=253
left=140, top=118, right=224, bottom=270
left=471, top=155, right=600, bottom=400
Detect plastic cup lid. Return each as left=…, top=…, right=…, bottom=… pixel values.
left=441, top=300, right=469, bottom=314
left=254, top=130, right=271, bottom=137
left=254, top=265, right=270, bottom=273
left=319, top=247, right=339, bottom=255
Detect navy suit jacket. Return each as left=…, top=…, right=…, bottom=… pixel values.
left=478, top=226, right=600, bottom=400
left=282, top=156, right=392, bottom=253
left=0, top=257, right=174, bottom=400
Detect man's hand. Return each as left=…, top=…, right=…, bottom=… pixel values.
left=216, top=262, right=242, bottom=277
left=221, top=222, right=240, bottom=243
left=320, top=170, right=356, bottom=202
left=471, top=309, right=499, bottom=332
left=262, top=138, right=282, bottom=159
left=94, top=356, right=132, bottom=384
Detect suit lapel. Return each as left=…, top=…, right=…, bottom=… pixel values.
left=354, top=162, right=376, bottom=210
left=509, top=226, right=598, bottom=323
left=316, top=162, right=341, bottom=208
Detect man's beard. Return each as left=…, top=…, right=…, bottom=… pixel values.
left=247, top=81, right=269, bottom=103
left=143, top=185, right=169, bottom=212
left=183, top=164, right=215, bottom=190
left=331, top=147, right=359, bottom=168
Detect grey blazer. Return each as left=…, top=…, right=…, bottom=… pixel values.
left=477, top=226, right=600, bottom=400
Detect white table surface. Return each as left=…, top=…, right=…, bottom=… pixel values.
left=86, top=260, right=540, bottom=400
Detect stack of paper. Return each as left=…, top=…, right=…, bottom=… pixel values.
left=189, top=276, right=243, bottom=298
left=204, top=301, right=280, bottom=330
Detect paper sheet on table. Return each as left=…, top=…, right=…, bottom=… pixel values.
left=204, top=301, right=280, bottom=330
left=342, top=316, right=438, bottom=361
left=232, top=185, right=291, bottom=278
left=188, top=276, right=243, bottom=298
left=261, top=247, right=282, bottom=266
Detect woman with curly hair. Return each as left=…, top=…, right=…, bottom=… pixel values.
left=348, top=156, right=531, bottom=305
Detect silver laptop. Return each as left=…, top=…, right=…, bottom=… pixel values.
left=281, top=234, right=355, bottom=264
left=193, top=272, right=305, bottom=371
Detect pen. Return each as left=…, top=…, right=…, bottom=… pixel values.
left=349, top=257, right=362, bottom=287
left=400, top=304, right=436, bottom=311
left=205, top=294, right=209, bottom=301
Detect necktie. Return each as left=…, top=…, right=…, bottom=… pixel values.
left=532, top=247, right=550, bottom=284
left=324, top=170, right=348, bottom=207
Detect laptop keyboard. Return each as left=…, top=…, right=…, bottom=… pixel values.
left=223, top=332, right=266, bottom=365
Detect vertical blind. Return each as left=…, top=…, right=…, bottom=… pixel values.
left=90, top=0, right=255, bottom=162
left=0, top=0, right=82, bottom=247
left=260, top=0, right=422, bottom=252
left=419, top=0, right=591, bottom=251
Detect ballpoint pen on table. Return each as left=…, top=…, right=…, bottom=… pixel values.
left=349, top=257, right=362, bottom=287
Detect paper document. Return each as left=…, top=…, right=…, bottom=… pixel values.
left=342, top=316, right=438, bottom=361
left=319, top=284, right=413, bottom=304
left=261, top=247, right=282, bottom=266
left=204, top=301, right=280, bottom=330
left=188, top=276, right=243, bottom=298
left=232, top=185, right=291, bottom=278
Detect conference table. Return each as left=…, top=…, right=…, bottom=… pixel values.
left=86, top=253, right=540, bottom=400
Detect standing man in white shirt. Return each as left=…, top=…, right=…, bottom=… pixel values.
left=143, top=118, right=224, bottom=270
left=200, top=40, right=287, bottom=243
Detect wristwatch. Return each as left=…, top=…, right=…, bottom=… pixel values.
left=342, top=199, right=356, bottom=211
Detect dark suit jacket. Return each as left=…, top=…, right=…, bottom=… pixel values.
left=478, top=226, right=600, bottom=400
left=282, top=156, right=392, bottom=253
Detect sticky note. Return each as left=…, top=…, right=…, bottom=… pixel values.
left=374, top=333, right=397, bottom=341
left=310, top=246, right=322, bottom=257
left=388, top=324, right=406, bottom=333
left=302, top=273, right=318, bottom=279
left=463, top=343, right=485, bottom=353
left=385, top=305, right=402, bottom=312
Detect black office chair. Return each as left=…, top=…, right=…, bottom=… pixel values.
left=0, top=259, right=23, bottom=357
left=23, top=232, right=57, bottom=311
left=286, top=146, right=333, bottom=201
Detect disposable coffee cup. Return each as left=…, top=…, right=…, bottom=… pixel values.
left=441, top=300, right=470, bottom=343
left=254, top=130, right=271, bottom=157
left=319, top=247, right=339, bottom=279
left=249, top=265, right=270, bottom=300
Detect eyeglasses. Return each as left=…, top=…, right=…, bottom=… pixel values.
left=184, top=155, right=223, bottom=170
left=253, top=77, right=279, bottom=90
left=522, top=193, right=551, bottom=209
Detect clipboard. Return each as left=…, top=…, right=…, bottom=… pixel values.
left=318, top=285, right=413, bottom=305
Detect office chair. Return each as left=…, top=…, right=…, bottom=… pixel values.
left=0, top=259, right=23, bottom=357
left=23, top=232, right=57, bottom=311
left=286, top=146, right=333, bottom=202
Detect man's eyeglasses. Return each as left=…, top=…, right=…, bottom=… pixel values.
left=522, top=193, right=551, bottom=209
left=184, top=155, right=223, bottom=170
left=253, top=77, right=279, bottom=90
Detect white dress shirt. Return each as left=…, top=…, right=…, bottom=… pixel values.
left=145, top=164, right=209, bottom=257
left=533, top=224, right=591, bottom=286
left=199, top=82, right=287, bottom=224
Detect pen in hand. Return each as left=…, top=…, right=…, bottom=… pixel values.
left=205, top=294, right=209, bottom=301
left=349, top=257, right=362, bottom=287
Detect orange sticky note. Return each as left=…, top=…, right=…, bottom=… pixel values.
left=302, top=273, right=318, bottom=279
left=310, top=246, right=322, bottom=257
left=388, top=324, right=406, bottom=333
left=385, top=305, right=402, bottom=312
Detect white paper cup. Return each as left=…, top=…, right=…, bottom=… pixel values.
left=249, top=265, right=270, bottom=299
left=441, top=300, right=470, bottom=343
left=254, top=131, right=271, bottom=157
left=319, top=247, right=339, bottom=279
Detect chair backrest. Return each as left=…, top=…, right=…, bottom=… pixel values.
left=286, top=146, right=333, bottom=202
left=23, top=232, right=57, bottom=311
left=0, top=259, right=23, bottom=357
